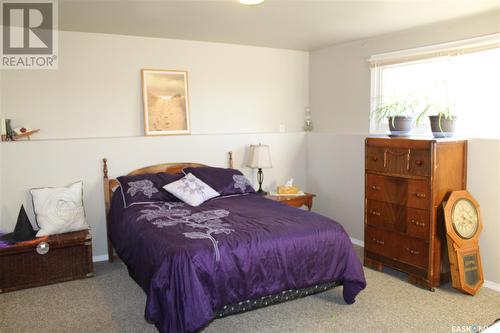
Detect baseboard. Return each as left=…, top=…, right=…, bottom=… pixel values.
left=92, top=254, right=109, bottom=262
left=350, top=237, right=365, bottom=247
left=484, top=280, right=500, bottom=292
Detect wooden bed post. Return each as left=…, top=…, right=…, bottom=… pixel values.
left=228, top=151, right=234, bottom=169
left=103, top=158, right=114, bottom=262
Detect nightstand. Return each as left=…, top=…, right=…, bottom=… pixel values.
left=265, top=193, right=316, bottom=211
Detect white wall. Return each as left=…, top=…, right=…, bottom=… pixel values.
left=308, top=11, right=500, bottom=286
left=0, top=31, right=310, bottom=258
left=1, top=31, right=309, bottom=139
left=310, top=10, right=500, bottom=134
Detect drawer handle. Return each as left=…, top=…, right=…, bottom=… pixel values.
left=372, top=156, right=379, bottom=162
left=385, top=149, right=409, bottom=156
left=415, top=160, right=423, bottom=166
left=384, top=148, right=411, bottom=170
left=36, top=242, right=50, bottom=255
left=371, top=185, right=381, bottom=191
left=370, top=210, right=381, bottom=216
left=414, top=192, right=426, bottom=199
left=411, top=219, right=425, bottom=227
left=373, top=238, right=385, bottom=245
left=406, top=248, right=420, bottom=255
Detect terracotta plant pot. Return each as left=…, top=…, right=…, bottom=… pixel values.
left=429, top=115, right=457, bottom=138
left=388, top=116, right=413, bottom=137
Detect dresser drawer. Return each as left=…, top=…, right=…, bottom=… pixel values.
left=394, top=235, right=429, bottom=269
left=408, top=149, right=431, bottom=176
left=365, top=226, right=394, bottom=258
left=366, top=146, right=430, bottom=176
left=406, top=208, right=430, bottom=240
left=367, top=175, right=430, bottom=209
left=366, top=174, right=406, bottom=205
left=366, top=200, right=406, bottom=232
left=365, top=146, right=386, bottom=173
left=407, top=179, right=430, bottom=209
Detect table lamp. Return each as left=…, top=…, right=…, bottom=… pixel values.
left=247, top=144, right=272, bottom=195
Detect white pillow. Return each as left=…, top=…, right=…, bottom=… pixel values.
left=31, top=181, right=89, bottom=237
left=163, top=173, right=219, bottom=207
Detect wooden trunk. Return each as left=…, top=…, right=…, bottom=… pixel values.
left=364, top=137, right=467, bottom=290
left=0, top=230, right=94, bottom=293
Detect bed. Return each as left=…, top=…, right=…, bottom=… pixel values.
left=102, top=158, right=366, bottom=333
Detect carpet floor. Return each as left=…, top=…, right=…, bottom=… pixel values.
left=1, top=246, right=499, bottom=333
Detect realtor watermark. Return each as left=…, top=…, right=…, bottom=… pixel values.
left=451, top=324, right=488, bottom=332
left=1, top=0, right=58, bottom=69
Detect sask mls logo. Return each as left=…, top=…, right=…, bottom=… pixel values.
left=1, top=0, right=58, bottom=69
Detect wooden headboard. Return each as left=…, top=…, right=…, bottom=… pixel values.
left=102, top=151, right=234, bottom=262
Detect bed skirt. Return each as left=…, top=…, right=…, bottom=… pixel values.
left=215, top=281, right=341, bottom=318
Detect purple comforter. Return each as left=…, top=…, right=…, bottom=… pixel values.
left=109, top=193, right=366, bottom=333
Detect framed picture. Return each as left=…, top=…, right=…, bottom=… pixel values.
left=142, top=69, right=191, bottom=136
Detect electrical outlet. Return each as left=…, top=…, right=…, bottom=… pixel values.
left=279, top=124, right=286, bottom=132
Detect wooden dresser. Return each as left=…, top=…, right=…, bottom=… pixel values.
left=364, top=137, right=467, bottom=290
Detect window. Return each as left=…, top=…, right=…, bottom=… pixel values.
left=370, top=35, right=500, bottom=138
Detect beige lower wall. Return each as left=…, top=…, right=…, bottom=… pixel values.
left=0, top=132, right=307, bottom=258
left=307, top=132, right=500, bottom=286
left=306, top=133, right=365, bottom=239
left=467, top=139, right=500, bottom=287
left=2, top=128, right=497, bottom=285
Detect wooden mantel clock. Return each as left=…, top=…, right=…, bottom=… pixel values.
left=443, top=190, right=484, bottom=295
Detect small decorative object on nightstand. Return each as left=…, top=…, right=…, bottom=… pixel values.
left=247, top=143, right=272, bottom=195
left=266, top=192, right=316, bottom=211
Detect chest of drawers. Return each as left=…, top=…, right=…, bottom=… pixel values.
left=364, top=137, right=467, bottom=290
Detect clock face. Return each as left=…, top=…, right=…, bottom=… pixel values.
left=451, top=198, right=479, bottom=239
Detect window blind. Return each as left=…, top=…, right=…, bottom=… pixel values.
left=368, top=34, right=500, bottom=68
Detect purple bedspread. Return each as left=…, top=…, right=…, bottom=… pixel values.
left=0, top=234, right=12, bottom=248
left=109, top=193, right=366, bottom=333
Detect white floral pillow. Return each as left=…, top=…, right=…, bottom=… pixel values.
left=163, top=173, right=220, bottom=207
left=31, top=181, right=89, bottom=236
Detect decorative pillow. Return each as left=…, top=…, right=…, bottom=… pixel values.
left=183, top=166, right=254, bottom=196
left=117, top=172, right=183, bottom=207
left=163, top=173, right=220, bottom=207
left=30, top=181, right=90, bottom=237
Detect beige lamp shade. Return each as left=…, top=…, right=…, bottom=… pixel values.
left=247, top=144, right=272, bottom=169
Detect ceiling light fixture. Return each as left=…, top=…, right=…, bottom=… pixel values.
left=238, top=0, right=265, bottom=5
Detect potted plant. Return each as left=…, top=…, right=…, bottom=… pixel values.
left=417, top=104, right=457, bottom=138
left=372, top=99, right=418, bottom=136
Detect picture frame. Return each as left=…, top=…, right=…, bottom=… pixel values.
left=141, top=69, right=191, bottom=136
